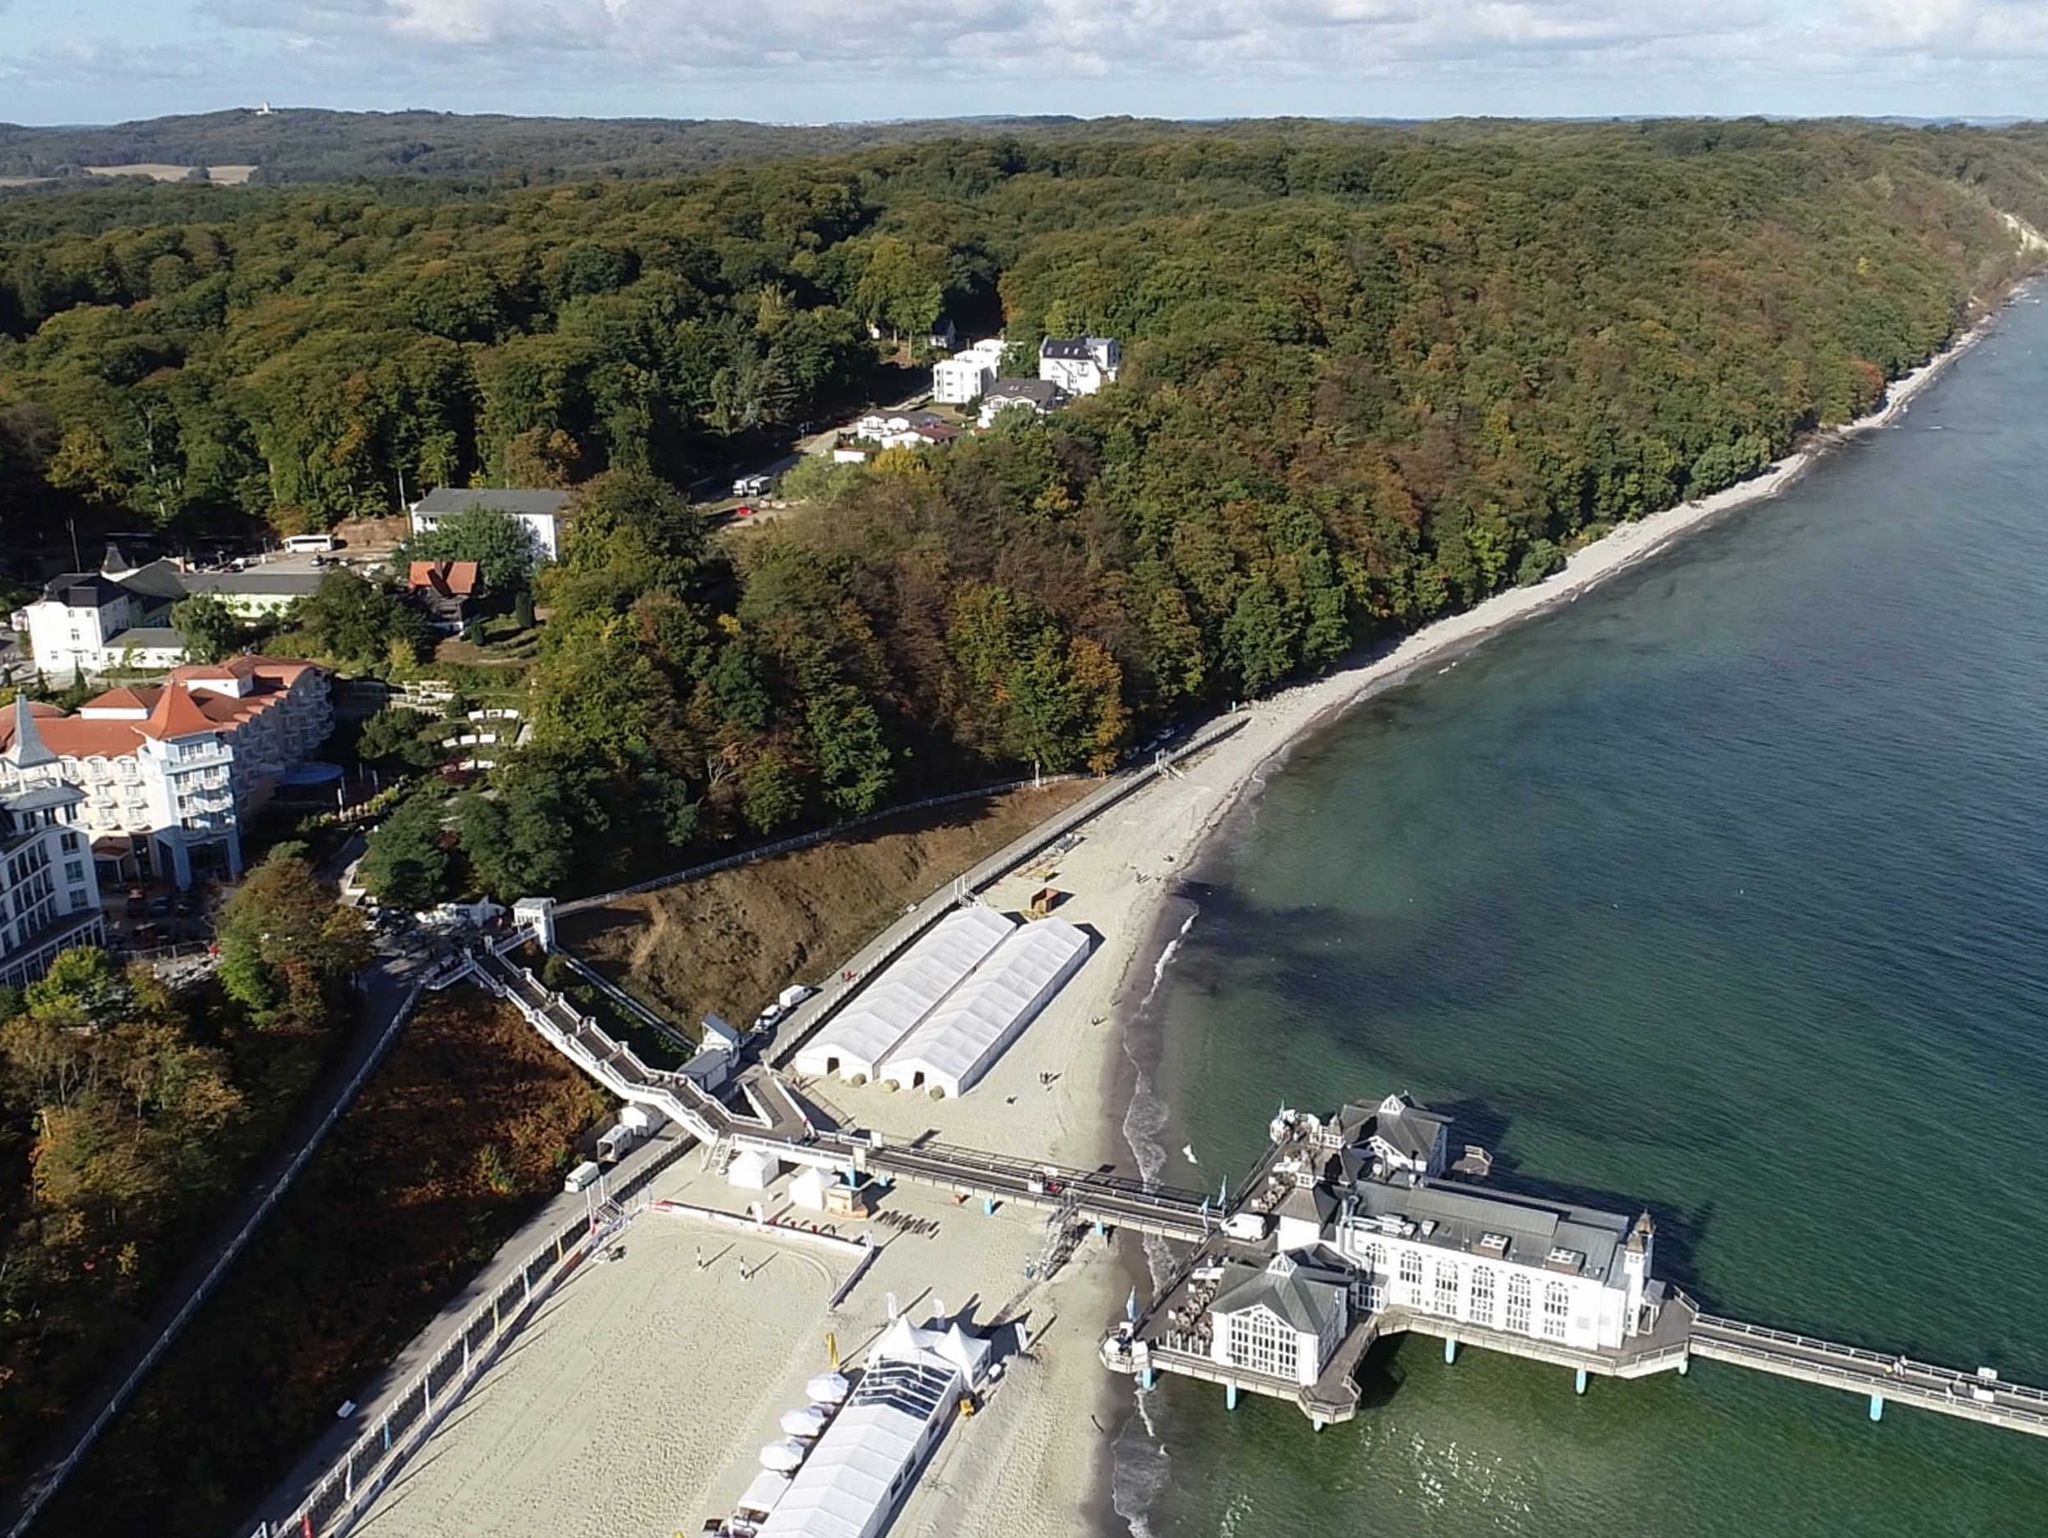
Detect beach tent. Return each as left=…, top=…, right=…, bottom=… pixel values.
left=793, top=907, right=1015, bottom=1082
left=878, top=920, right=1091, bottom=1099
left=735, top=1469, right=793, bottom=1520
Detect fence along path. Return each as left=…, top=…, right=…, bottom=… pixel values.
left=252, top=1137, right=692, bottom=1538
left=553, top=771, right=1081, bottom=917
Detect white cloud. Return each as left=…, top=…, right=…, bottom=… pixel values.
left=7, top=0, right=2048, bottom=122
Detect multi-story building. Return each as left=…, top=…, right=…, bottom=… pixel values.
left=0, top=699, right=105, bottom=987
left=1262, top=1094, right=1659, bottom=1356
left=1037, top=336, right=1121, bottom=397
left=0, top=657, right=332, bottom=889
left=931, top=338, right=1010, bottom=405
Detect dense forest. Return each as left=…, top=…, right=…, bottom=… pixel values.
left=6, top=120, right=2048, bottom=899
left=0, top=855, right=368, bottom=1490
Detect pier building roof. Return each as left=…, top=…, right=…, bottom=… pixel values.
left=1351, top=1179, right=1633, bottom=1283
left=1211, top=1253, right=1349, bottom=1335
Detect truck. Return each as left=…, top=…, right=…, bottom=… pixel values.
left=732, top=473, right=773, bottom=497
left=564, top=1160, right=603, bottom=1194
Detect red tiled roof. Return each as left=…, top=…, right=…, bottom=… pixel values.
left=407, top=560, right=483, bottom=600
left=143, top=684, right=219, bottom=741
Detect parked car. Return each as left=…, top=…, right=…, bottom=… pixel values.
left=733, top=504, right=758, bottom=520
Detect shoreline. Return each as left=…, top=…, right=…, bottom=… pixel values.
left=1087, top=291, right=2017, bottom=1536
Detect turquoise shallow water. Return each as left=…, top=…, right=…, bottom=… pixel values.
left=1119, top=291, right=2048, bottom=1538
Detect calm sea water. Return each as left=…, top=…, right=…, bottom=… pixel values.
left=1117, top=290, right=2048, bottom=1538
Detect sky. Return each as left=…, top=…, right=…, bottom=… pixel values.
left=0, top=0, right=2045, bottom=127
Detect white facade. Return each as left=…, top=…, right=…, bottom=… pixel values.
left=0, top=659, right=331, bottom=889
left=931, top=338, right=1008, bottom=405
left=15, top=553, right=326, bottom=676
left=1207, top=1255, right=1348, bottom=1389
left=0, top=700, right=105, bottom=987
left=878, top=918, right=1090, bottom=1098
left=409, top=487, right=569, bottom=562
left=794, top=905, right=1015, bottom=1083
left=977, top=379, right=1067, bottom=429
left=1334, top=1204, right=1650, bottom=1353
left=1038, top=336, right=1121, bottom=397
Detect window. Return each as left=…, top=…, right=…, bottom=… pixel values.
left=1432, top=1260, right=1460, bottom=1317
left=70, top=891, right=90, bottom=912
left=1506, top=1274, right=1533, bottom=1335
left=1542, top=1282, right=1571, bottom=1341
left=1398, top=1250, right=1424, bottom=1295
left=60, top=831, right=80, bottom=853
left=63, top=861, right=84, bottom=884
left=1470, top=1266, right=1497, bottom=1328
left=1359, top=1242, right=1387, bottom=1311
left=1224, top=1307, right=1301, bottom=1382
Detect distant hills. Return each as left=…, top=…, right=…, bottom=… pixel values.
left=0, top=109, right=1141, bottom=185
left=8, top=108, right=2036, bottom=191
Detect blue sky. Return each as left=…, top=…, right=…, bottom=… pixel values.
left=1, top=1, right=2044, bottom=127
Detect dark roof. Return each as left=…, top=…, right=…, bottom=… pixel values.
left=413, top=487, right=570, bottom=516
left=117, top=559, right=192, bottom=601
left=1040, top=337, right=1104, bottom=360
left=1352, top=1178, right=1632, bottom=1284
left=104, top=626, right=186, bottom=651
left=986, top=377, right=1063, bottom=405
left=1210, top=1255, right=1348, bottom=1335
left=42, top=572, right=127, bottom=608
left=1274, top=1183, right=1338, bottom=1226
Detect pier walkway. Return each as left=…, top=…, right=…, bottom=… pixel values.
left=466, top=942, right=2048, bottom=1447
left=1690, top=1310, right=2048, bottom=1437
left=462, top=945, right=1217, bottom=1242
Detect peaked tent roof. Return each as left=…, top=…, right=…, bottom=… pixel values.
left=143, top=684, right=220, bottom=741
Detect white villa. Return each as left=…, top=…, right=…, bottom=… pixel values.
left=1037, top=336, right=1121, bottom=397
left=0, top=699, right=105, bottom=987
left=14, top=545, right=327, bottom=677
left=410, top=487, right=570, bottom=562
left=977, top=378, right=1067, bottom=428
left=931, top=338, right=1010, bottom=405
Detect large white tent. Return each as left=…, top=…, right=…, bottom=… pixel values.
left=793, top=906, right=1014, bottom=1082
left=756, top=1317, right=990, bottom=1538
left=879, top=919, right=1091, bottom=1099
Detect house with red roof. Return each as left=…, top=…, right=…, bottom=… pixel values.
left=406, top=559, right=486, bottom=632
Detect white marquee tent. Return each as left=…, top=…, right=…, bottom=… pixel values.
left=879, top=919, right=1091, bottom=1099
left=756, top=1316, right=991, bottom=1538
left=793, top=906, right=1015, bottom=1083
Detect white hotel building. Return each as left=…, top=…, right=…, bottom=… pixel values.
left=0, top=699, right=105, bottom=987
left=0, top=657, right=332, bottom=890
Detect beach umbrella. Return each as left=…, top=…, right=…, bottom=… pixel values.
left=806, top=1371, right=851, bottom=1404
left=780, top=1405, right=831, bottom=1438
left=758, top=1439, right=808, bottom=1473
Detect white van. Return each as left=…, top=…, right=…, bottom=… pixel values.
left=283, top=533, right=338, bottom=553
left=563, top=1159, right=604, bottom=1194
left=732, top=474, right=772, bottom=498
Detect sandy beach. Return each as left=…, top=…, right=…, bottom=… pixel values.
left=346, top=302, right=2007, bottom=1538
